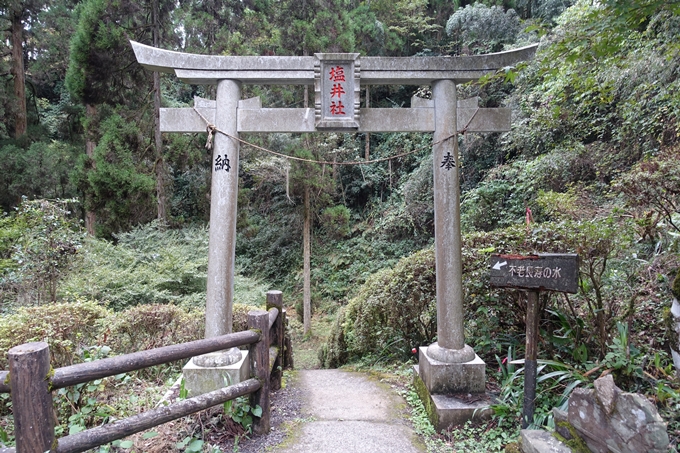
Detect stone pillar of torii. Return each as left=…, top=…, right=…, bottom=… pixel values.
left=132, top=42, right=536, bottom=407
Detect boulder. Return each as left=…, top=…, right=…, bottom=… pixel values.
left=567, top=375, right=669, bottom=453
left=521, top=430, right=572, bottom=453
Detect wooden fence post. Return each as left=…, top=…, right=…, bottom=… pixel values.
left=8, top=342, right=55, bottom=453
left=248, top=310, right=270, bottom=435
left=266, top=291, right=283, bottom=391
left=283, top=311, right=294, bottom=370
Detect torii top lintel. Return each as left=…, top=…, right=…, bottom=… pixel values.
left=130, top=41, right=538, bottom=86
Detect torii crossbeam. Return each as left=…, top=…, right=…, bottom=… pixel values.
left=132, top=42, right=537, bottom=411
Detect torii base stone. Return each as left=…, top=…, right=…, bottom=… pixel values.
left=414, top=355, right=493, bottom=430
left=182, top=352, right=250, bottom=398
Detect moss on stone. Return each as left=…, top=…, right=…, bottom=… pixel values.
left=554, top=421, right=592, bottom=453
left=663, top=307, right=679, bottom=353
left=504, top=441, right=521, bottom=453
left=412, top=371, right=438, bottom=429
left=670, top=269, right=680, bottom=301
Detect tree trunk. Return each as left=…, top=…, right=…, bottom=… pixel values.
left=303, top=185, right=311, bottom=336
left=11, top=10, right=27, bottom=138
left=302, top=74, right=312, bottom=336
left=154, top=72, right=167, bottom=226
left=152, top=0, right=168, bottom=226
left=85, top=103, right=97, bottom=237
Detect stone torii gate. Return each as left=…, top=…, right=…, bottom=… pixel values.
left=132, top=42, right=536, bottom=420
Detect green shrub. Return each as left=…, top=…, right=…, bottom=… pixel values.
left=320, top=205, right=351, bottom=238
left=614, top=146, right=680, bottom=236
left=0, top=212, right=25, bottom=287
left=0, top=141, right=80, bottom=216
left=446, top=2, right=521, bottom=54
left=321, top=248, right=437, bottom=367
left=61, top=222, right=271, bottom=311
left=104, top=302, right=261, bottom=355
left=233, top=302, right=263, bottom=332
left=61, top=223, right=208, bottom=310
left=312, top=233, right=428, bottom=303
left=0, top=299, right=263, bottom=372
left=461, top=143, right=598, bottom=232
left=322, top=215, right=638, bottom=367
left=401, top=158, right=434, bottom=235
left=0, top=198, right=83, bottom=306
left=105, top=304, right=204, bottom=354
left=101, top=302, right=261, bottom=380
left=320, top=306, right=349, bottom=368
left=0, top=300, right=109, bottom=368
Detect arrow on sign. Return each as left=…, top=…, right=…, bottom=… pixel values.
left=492, top=261, right=508, bottom=271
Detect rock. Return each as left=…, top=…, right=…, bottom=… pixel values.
left=520, top=430, right=572, bottom=453
left=671, top=298, right=680, bottom=319
left=192, top=348, right=242, bottom=367
left=567, top=378, right=669, bottom=453
left=552, top=408, right=572, bottom=441
left=568, top=388, right=609, bottom=453
left=594, top=374, right=619, bottom=415
left=611, top=393, right=669, bottom=453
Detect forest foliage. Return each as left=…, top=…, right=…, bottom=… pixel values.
left=0, top=0, right=680, bottom=445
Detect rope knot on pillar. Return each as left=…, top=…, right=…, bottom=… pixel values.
left=205, top=124, right=217, bottom=151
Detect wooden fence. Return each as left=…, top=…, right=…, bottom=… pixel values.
left=0, top=291, right=293, bottom=453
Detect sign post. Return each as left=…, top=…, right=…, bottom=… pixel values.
left=489, top=253, right=579, bottom=428
left=524, top=288, right=540, bottom=428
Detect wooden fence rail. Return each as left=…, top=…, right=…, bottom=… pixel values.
left=0, top=290, right=291, bottom=453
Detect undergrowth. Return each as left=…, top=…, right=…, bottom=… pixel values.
left=398, top=378, right=520, bottom=453
left=60, top=222, right=270, bottom=311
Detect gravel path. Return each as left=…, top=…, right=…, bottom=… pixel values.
left=219, top=371, right=305, bottom=453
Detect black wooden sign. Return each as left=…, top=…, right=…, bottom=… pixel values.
left=489, top=253, right=579, bottom=294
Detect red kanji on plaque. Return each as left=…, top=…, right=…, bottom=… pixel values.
left=330, top=83, right=346, bottom=98
left=329, top=66, right=345, bottom=82
left=330, top=101, right=346, bottom=115
left=315, top=54, right=359, bottom=129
